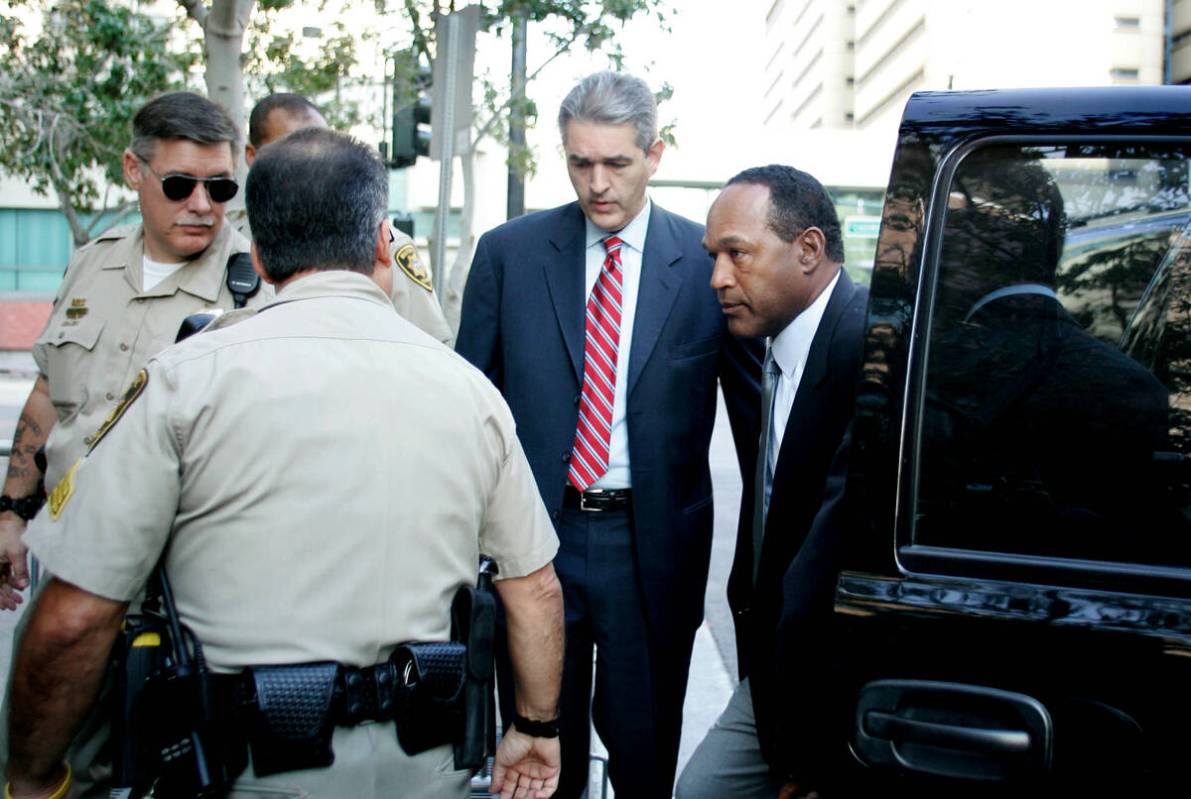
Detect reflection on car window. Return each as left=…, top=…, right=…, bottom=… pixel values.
left=915, top=143, right=1191, bottom=566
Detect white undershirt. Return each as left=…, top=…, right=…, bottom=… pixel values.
left=141, top=256, right=185, bottom=292
left=583, top=199, right=651, bottom=489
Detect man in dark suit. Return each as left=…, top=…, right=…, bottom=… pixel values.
left=676, top=165, right=868, bottom=798
left=456, top=71, right=761, bottom=797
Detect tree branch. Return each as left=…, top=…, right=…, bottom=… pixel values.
left=87, top=200, right=137, bottom=239
left=405, top=0, right=432, bottom=61
left=51, top=176, right=87, bottom=247
left=471, top=27, right=581, bottom=147
left=178, top=0, right=209, bottom=27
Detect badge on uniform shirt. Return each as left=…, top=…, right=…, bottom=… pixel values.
left=48, top=460, right=80, bottom=520
left=394, top=243, right=434, bottom=292
left=65, top=298, right=88, bottom=320
left=84, top=369, right=148, bottom=454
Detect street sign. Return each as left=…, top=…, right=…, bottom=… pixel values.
left=844, top=215, right=882, bottom=239
left=430, top=5, right=479, bottom=161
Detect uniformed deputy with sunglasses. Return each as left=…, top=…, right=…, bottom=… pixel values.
left=0, top=91, right=273, bottom=610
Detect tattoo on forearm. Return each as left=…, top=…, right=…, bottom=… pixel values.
left=6, top=414, right=46, bottom=481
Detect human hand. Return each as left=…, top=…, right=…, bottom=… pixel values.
left=491, top=728, right=560, bottom=799
left=0, top=513, right=29, bottom=610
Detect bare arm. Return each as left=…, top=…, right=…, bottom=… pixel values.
left=491, top=562, right=565, bottom=799
left=496, top=562, right=563, bottom=719
left=0, top=376, right=56, bottom=605
left=6, top=578, right=127, bottom=796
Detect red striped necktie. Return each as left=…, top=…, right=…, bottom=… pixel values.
left=569, top=235, right=625, bottom=491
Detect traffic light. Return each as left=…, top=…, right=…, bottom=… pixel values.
left=390, top=51, right=431, bottom=169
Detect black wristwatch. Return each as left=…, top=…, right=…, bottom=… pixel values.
left=0, top=494, right=43, bottom=522
left=512, top=713, right=560, bottom=739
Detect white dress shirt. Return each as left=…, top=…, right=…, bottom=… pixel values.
left=583, top=199, right=651, bottom=489
left=765, top=270, right=841, bottom=498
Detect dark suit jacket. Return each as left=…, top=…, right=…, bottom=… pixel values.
left=726, top=270, right=868, bottom=768
left=457, top=201, right=761, bottom=667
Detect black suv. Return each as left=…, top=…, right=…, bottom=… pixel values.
left=822, top=86, right=1191, bottom=795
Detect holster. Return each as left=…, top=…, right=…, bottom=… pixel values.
left=111, top=613, right=169, bottom=794
left=392, top=642, right=468, bottom=757
left=243, top=662, right=338, bottom=777
left=450, top=583, right=497, bottom=770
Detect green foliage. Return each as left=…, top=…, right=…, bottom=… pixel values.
left=458, top=0, right=672, bottom=179
left=242, top=9, right=370, bottom=131
left=0, top=0, right=193, bottom=234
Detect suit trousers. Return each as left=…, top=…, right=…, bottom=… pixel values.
left=552, top=503, right=675, bottom=799
left=674, top=678, right=780, bottom=799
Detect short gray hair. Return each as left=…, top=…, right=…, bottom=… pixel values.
left=129, top=91, right=238, bottom=163
left=558, top=71, right=657, bottom=152
left=246, top=127, right=388, bottom=281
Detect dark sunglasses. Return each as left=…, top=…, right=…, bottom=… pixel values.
left=139, top=158, right=239, bottom=203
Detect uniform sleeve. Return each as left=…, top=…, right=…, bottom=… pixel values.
left=23, top=362, right=182, bottom=601
left=390, top=274, right=454, bottom=346
left=480, top=428, right=558, bottom=581
left=387, top=234, right=454, bottom=345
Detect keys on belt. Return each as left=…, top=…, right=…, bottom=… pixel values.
left=564, top=486, right=632, bottom=512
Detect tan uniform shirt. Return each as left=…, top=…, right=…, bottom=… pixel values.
left=387, top=228, right=455, bottom=347
left=228, top=208, right=454, bottom=346
left=32, top=223, right=273, bottom=489
left=26, top=270, right=557, bottom=795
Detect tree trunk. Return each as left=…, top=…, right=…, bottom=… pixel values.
left=202, top=0, right=255, bottom=183
left=54, top=181, right=88, bottom=248
left=444, top=146, right=476, bottom=333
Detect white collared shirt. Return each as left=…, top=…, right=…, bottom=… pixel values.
left=583, top=199, right=651, bottom=489
left=767, top=270, right=841, bottom=478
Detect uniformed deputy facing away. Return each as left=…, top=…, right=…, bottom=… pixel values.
left=0, top=91, right=273, bottom=607
left=4, top=128, right=565, bottom=799
left=229, top=91, right=455, bottom=346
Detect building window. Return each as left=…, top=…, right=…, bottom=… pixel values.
left=1111, top=66, right=1141, bottom=82
left=1114, top=15, right=1141, bottom=30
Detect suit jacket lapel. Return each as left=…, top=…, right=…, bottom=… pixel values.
left=543, top=203, right=588, bottom=381
left=766, top=270, right=857, bottom=529
left=627, top=205, right=683, bottom=397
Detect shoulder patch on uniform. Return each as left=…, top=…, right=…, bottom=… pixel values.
left=394, top=243, right=434, bottom=292
left=84, top=369, right=148, bottom=454
left=48, top=460, right=80, bottom=520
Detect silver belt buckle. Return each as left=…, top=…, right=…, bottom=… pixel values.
left=579, top=489, right=605, bottom=512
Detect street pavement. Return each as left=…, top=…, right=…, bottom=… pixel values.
left=0, top=357, right=743, bottom=797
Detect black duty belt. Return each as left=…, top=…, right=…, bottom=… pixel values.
left=564, top=486, right=632, bottom=512
left=209, top=644, right=468, bottom=778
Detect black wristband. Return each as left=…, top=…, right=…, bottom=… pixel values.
left=512, top=713, right=560, bottom=738
left=0, top=494, right=43, bottom=522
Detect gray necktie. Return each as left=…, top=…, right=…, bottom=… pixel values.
left=752, top=344, right=781, bottom=586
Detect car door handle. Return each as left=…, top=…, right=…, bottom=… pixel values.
left=864, top=709, right=1032, bottom=753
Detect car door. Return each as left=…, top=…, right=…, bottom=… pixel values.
left=827, top=87, right=1191, bottom=796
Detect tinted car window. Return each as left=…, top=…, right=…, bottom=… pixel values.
left=914, top=142, right=1191, bottom=566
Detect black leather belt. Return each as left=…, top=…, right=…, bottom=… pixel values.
left=564, top=486, right=632, bottom=512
